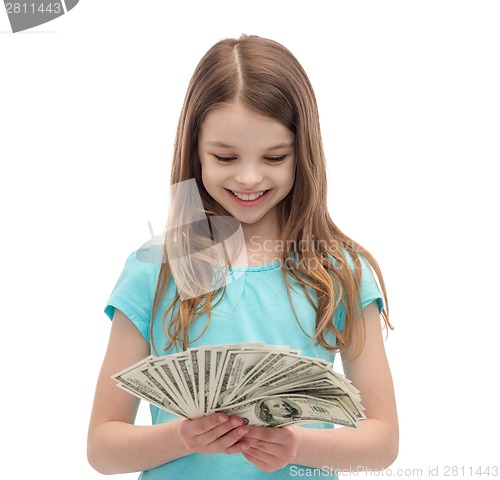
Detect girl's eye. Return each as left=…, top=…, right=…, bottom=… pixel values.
left=212, top=154, right=288, bottom=163
left=213, top=155, right=236, bottom=162
left=265, top=155, right=287, bottom=162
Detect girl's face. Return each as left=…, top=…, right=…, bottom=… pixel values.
left=198, top=102, right=296, bottom=232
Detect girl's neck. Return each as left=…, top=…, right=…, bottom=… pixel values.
left=221, top=207, right=283, bottom=267
left=233, top=220, right=282, bottom=267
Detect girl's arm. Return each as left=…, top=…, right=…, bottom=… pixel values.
left=87, top=309, right=249, bottom=475
left=237, top=301, right=399, bottom=472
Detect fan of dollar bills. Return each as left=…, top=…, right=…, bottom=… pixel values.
left=112, top=343, right=366, bottom=428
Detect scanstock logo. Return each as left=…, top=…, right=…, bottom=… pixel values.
left=4, top=0, right=79, bottom=33
left=136, top=179, right=248, bottom=301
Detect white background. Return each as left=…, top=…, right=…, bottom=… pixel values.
left=1, top=1, right=499, bottom=479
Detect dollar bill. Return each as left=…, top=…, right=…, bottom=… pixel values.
left=112, top=343, right=365, bottom=427
left=215, top=394, right=358, bottom=428
left=112, top=357, right=185, bottom=416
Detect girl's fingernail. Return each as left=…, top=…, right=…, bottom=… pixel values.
left=231, top=417, right=242, bottom=427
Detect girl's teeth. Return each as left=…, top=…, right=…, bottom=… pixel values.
left=232, top=190, right=266, bottom=201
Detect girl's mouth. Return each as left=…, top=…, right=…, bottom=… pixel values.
left=225, top=188, right=271, bottom=206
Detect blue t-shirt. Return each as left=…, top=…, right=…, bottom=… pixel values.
left=104, top=250, right=383, bottom=479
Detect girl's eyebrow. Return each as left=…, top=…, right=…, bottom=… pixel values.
left=206, top=141, right=294, bottom=150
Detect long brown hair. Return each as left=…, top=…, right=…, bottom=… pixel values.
left=150, top=34, right=392, bottom=356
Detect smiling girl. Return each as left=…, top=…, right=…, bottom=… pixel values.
left=87, top=34, right=398, bottom=480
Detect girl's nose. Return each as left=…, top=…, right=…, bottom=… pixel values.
left=234, top=164, right=263, bottom=187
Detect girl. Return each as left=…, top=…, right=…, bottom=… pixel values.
left=87, top=34, right=398, bottom=479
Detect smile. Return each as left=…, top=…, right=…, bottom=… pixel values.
left=229, top=190, right=267, bottom=201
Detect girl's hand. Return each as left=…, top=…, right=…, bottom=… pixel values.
left=177, top=413, right=249, bottom=455
left=238, top=425, right=300, bottom=472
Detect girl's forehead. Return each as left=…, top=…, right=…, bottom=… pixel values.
left=199, top=103, right=294, bottom=147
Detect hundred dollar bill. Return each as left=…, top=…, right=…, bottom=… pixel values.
left=269, top=371, right=363, bottom=405
left=175, top=354, right=199, bottom=415
left=213, top=349, right=271, bottom=408
left=220, top=352, right=300, bottom=406
left=197, top=347, right=210, bottom=414
left=187, top=348, right=201, bottom=413
left=238, top=359, right=330, bottom=401
left=226, top=355, right=331, bottom=406
left=146, top=357, right=194, bottom=416
left=216, top=394, right=358, bottom=428
left=207, top=347, right=225, bottom=411
left=214, top=346, right=298, bottom=408
left=277, top=389, right=365, bottom=420
left=112, top=357, right=185, bottom=416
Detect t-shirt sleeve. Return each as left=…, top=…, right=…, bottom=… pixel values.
left=358, top=254, right=385, bottom=314
left=104, top=251, right=160, bottom=343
